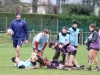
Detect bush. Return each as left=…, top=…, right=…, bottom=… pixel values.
left=62, top=4, right=94, bottom=16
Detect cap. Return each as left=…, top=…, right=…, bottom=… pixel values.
left=16, top=10, right=21, bottom=16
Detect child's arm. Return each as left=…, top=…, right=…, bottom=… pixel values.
left=56, top=34, right=59, bottom=42
left=53, top=45, right=60, bottom=60
left=26, top=65, right=37, bottom=69
left=63, top=42, right=71, bottom=49
left=88, top=32, right=98, bottom=43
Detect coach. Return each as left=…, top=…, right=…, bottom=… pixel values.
left=7, top=10, right=29, bottom=60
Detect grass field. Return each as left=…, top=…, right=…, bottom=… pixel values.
left=0, top=44, right=100, bottom=75
left=0, top=34, right=100, bottom=75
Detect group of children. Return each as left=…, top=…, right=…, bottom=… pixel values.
left=11, top=20, right=84, bottom=70
left=7, top=12, right=100, bottom=71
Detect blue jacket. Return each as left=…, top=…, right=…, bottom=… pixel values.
left=10, top=19, right=29, bottom=40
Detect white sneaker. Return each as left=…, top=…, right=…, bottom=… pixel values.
left=14, top=63, right=17, bottom=67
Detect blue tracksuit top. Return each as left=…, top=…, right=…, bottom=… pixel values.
left=10, top=19, right=29, bottom=40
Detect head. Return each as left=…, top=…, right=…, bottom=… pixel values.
left=49, top=42, right=55, bottom=49
left=43, top=57, right=51, bottom=66
left=42, top=28, right=49, bottom=37
left=62, top=26, right=68, bottom=33
left=58, top=43, right=64, bottom=49
left=45, top=60, right=51, bottom=66
left=16, top=10, right=21, bottom=20
left=12, top=57, right=20, bottom=63
left=89, top=24, right=98, bottom=32
left=72, top=20, right=78, bottom=28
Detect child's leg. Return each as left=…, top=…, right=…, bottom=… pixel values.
left=73, top=59, right=79, bottom=67
left=91, top=49, right=99, bottom=67
left=68, top=50, right=77, bottom=67
left=69, top=55, right=74, bottom=66
left=88, top=50, right=92, bottom=67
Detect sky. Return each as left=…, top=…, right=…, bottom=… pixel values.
left=27, top=0, right=82, bottom=4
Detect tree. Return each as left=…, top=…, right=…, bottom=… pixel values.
left=0, top=0, right=32, bottom=13
left=32, top=0, right=37, bottom=13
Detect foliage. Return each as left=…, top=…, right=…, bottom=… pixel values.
left=62, top=4, right=94, bottom=16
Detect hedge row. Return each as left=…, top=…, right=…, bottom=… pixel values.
left=0, top=12, right=100, bottom=21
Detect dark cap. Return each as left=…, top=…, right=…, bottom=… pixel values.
left=16, top=10, right=21, bottom=16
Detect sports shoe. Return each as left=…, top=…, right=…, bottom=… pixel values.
left=73, top=67, right=81, bottom=70
left=85, top=67, right=91, bottom=71
left=94, top=67, right=100, bottom=71
left=80, top=65, right=84, bottom=69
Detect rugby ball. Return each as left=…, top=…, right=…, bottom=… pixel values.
left=7, top=28, right=14, bottom=35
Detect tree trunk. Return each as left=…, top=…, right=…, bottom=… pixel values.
left=32, top=0, right=37, bottom=13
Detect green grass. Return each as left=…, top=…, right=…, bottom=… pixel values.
left=0, top=44, right=100, bottom=75
left=0, top=34, right=100, bottom=75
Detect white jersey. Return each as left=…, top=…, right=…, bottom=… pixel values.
left=32, top=33, right=49, bottom=50
left=18, top=61, right=34, bottom=68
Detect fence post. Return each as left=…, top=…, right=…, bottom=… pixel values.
left=6, top=17, right=8, bottom=30
left=41, top=18, right=43, bottom=31
left=57, top=19, right=58, bottom=33
left=31, top=29, right=34, bottom=41
left=49, top=30, right=51, bottom=42
left=79, top=30, right=83, bottom=45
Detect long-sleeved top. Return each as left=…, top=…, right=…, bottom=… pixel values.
left=87, top=30, right=100, bottom=49
left=60, top=42, right=76, bottom=54
left=10, top=19, right=29, bottom=40
left=32, top=33, right=49, bottom=50
left=53, top=44, right=66, bottom=64
left=47, top=60, right=60, bottom=69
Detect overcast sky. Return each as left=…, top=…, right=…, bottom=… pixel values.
left=28, top=0, right=82, bottom=4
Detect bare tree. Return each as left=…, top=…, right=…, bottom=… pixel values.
left=0, top=0, right=32, bottom=13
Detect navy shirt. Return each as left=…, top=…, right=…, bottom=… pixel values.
left=10, top=19, right=29, bottom=40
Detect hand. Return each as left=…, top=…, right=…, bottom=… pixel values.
left=25, top=40, right=28, bottom=44
left=84, top=40, right=87, bottom=44
left=6, top=32, right=11, bottom=35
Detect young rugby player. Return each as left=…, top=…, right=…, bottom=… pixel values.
left=85, top=24, right=100, bottom=71
left=49, top=42, right=80, bottom=69
left=32, top=28, right=49, bottom=57
left=7, top=11, right=29, bottom=58
left=69, top=20, right=80, bottom=48
left=12, top=52, right=46, bottom=69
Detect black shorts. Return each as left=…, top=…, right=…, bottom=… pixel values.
left=69, top=50, right=77, bottom=56
left=33, top=48, right=42, bottom=52
left=89, top=47, right=99, bottom=51
left=73, top=46, right=78, bottom=48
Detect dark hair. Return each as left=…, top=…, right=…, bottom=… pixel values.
left=89, top=24, right=98, bottom=32
left=57, top=42, right=64, bottom=45
left=72, top=20, right=78, bottom=25
left=12, top=57, right=16, bottom=63
left=42, top=28, right=49, bottom=34
left=49, top=42, right=55, bottom=48
left=62, top=26, right=68, bottom=30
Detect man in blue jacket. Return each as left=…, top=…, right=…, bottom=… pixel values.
left=7, top=10, right=29, bottom=59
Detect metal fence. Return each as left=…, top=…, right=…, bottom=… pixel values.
left=0, top=17, right=100, bottom=44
